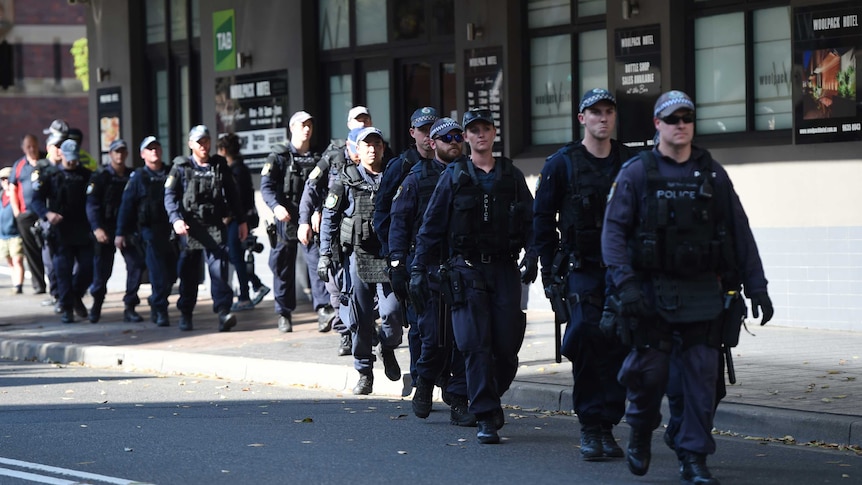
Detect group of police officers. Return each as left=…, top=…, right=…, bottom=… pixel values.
left=12, top=87, right=774, bottom=484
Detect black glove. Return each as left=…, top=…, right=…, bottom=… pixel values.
left=408, top=265, right=430, bottom=315
left=617, top=281, right=647, bottom=317
left=518, top=255, right=539, bottom=284
left=388, top=261, right=410, bottom=303
left=541, top=271, right=553, bottom=290
left=749, top=292, right=774, bottom=326
left=317, top=254, right=332, bottom=282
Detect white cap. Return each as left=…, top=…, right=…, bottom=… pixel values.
left=347, top=106, right=370, bottom=124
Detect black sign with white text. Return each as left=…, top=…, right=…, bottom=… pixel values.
left=614, top=24, right=662, bottom=149
left=465, top=46, right=504, bottom=157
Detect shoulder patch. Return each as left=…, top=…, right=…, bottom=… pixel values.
left=324, top=193, right=339, bottom=209
left=86, top=182, right=95, bottom=195
left=31, top=171, right=40, bottom=182
left=308, top=166, right=321, bottom=181
left=261, top=163, right=271, bottom=176
left=607, top=181, right=617, bottom=202
left=535, top=173, right=542, bottom=192
left=164, top=175, right=175, bottom=189
left=392, top=185, right=403, bottom=202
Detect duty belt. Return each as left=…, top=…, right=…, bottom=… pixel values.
left=463, top=253, right=515, bottom=265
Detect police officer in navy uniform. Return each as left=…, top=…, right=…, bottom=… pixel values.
left=307, top=127, right=363, bottom=355
left=30, top=139, right=94, bottom=323
left=319, top=127, right=403, bottom=395
left=390, top=117, right=474, bottom=426
left=374, top=106, right=438, bottom=387
left=115, top=136, right=177, bottom=327
left=532, top=88, right=633, bottom=460
left=410, top=109, right=535, bottom=444
left=164, top=125, right=247, bottom=332
left=86, top=139, right=145, bottom=323
left=602, top=90, right=773, bottom=484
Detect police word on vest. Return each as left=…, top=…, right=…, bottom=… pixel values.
left=448, top=158, right=528, bottom=261
left=137, top=169, right=169, bottom=228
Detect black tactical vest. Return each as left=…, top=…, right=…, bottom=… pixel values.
left=556, top=142, right=622, bottom=258
left=180, top=157, right=226, bottom=225
left=95, top=169, right=129, bottom=232
left=337, top=163, right=387, bottom=283
left=409, top=158, right=445, bottom=242
left=631, top=151, right=727, bottom=277
left=271, top=144, right=320, bottom=205
left=448, top=157, right=527, bottom=260
left=136, top=168, right=169, bottom=227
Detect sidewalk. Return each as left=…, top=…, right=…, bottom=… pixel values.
left=0, top=287, right=860, bottom=447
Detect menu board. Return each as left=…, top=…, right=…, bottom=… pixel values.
left=793, top=3, right=862, bottom=144
left=215, top=69, right=289, bottom=169
left=614, top=24, right=662, bottom=149
left=465, top=46, right=504, bottom=157
left=96, top=86, right=122, bottom=165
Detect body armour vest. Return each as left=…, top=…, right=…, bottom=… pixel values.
left=448, top=157, right=527, bottom=260
left=409, top=158, right=445, bottom=243
left=270, top=145, right=320, bottom=206
left=137, top=168, right=169, bottom=228
left=46, top=167, right=91, bottom=245
left=94, top=169, right=129, bottom=233
left=557, top=142, right=622, bottom=259
left=337, top=163, right=388, bottom=283
left=631, top=151, right=728, bottom=277
left=179, top=157, right=228, bottom=249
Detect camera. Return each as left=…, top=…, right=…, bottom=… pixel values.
left=242, top=235, right=264, bottom=253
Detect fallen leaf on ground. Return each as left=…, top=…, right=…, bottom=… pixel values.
left=247, top=443, right=265, bottom=447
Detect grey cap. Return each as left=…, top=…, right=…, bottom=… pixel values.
left=429, top=117, right=463, bottom=139
left=356, top=127, right=384, bottom=143
left=654, top=90, right=696, bottom=118
left=109, top=139, right=127, bottom=152
left=188, top=124, right=210, bottom=142
left=139, top=135, right=160, bottom=152
left=60, top=139, right=79, bottom=161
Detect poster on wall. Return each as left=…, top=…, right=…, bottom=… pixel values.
left=614, top=24, right=661, bottom=149
left=215, top=70, right=288, bottom=169
left=793, top=3, right=862, bottom=144
left=96, top=86, right=121, bottom=165
left=464, top=46, right=504, bottom=157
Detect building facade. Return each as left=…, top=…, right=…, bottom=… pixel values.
left=83, top=0, right=862, bottom=331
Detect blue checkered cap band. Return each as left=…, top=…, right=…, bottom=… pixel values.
left=429, top=117, right=463, bottom=139
left=654, top=90, right=696, bottom=118
left=579, top=88, right=616, bottom=112
left=410, top=107, right=439, bottom=127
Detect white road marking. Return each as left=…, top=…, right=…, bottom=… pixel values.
left=0, top=457, right=154, bottom=484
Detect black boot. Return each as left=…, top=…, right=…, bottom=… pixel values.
left=601, top=424, right=624, bottom=458
left=338, top=333, right=352, bottom=356
left=353, top=373, right=373, bottom=395
left=476, top=413, right=500, bottom=444
left=580, top=425, right=603, bottom=461
left=626, top=428, right=652, bottom=476
left=219, top=311, right=237, bottom=332
left=179, top=313, right=193, bottom=331
left=123, top=305, right=143, bottom=323
left=449, top=394, right=477, bottom=427
left=89, top=297, right=104, bottom=323
left=154, top=310, right=170, bottom=327
left=412, top=376, right=434, bottom=418
left=74, top=299, right=88, bottom=318
left=680, top=452, right=719, bottom=485
left=380, top=346, right=401, bottom=381
left=61, top=309, right=75, bottom=324
left=277, top=314, right=292, bottom=333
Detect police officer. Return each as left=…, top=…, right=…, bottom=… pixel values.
left=260, top=110, right=332, bottom=333
left=319, top=127, right=403, bottom=395
left=410, top=109, right=535, bottom=444
left=30, top=139, right=94, bottom=323
left=602, top=90, right=773, bottom=484
left=164, top=125, right=247, bottom=332
left=532, top=89, right=633, bottom=460
left=115, top=136, right=177, bottom=327
left=86, top=139, right=144, bottom=323
left=390, top=117, right=473, bottom=426
left=308, top=127, right=363, bottom=354
left=374, top=106, right=438, bottom=387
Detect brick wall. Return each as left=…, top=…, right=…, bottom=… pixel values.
left=0, top=97, right=89, bottom=167
left=11, top=0, right=87, bottom=25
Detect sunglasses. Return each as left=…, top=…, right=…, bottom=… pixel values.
left=435, top=133, right=464, bottom=144
left=660, top=113, right=695, bottom=125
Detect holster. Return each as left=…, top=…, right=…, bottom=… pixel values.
left=266, top=221, right=277, bottom=247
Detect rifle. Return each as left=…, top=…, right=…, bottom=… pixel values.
left=722, top=290, right=746, bottom=385
left=547, top=250, right=573, bottom=363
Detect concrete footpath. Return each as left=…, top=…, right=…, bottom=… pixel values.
left=0, top=287, right=860, bottom=448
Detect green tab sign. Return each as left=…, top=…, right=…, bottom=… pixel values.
left=213, top=9, right=236, bottom=71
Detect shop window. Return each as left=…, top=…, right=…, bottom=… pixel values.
left=329, top=74, right=353, bottom=137
left=530, top=34, right=572, bottom=145
left=579, top=29, right=608, bottom=137
left=695, top=12, right=745, bottom=134
left=366, top=70, right=391, bottom=138
left=356, top=0, right=387, bottom=46
left=753, top=6, right=791, bottom=131
left=393, top=0, right=425, bottom=40
left=528, top=0, right=571, bottom=28
left=320, top=0, right=350, bottom=50
left=578, top=0, right=605, bottom=17
left=171, top=0, right=187, bottom=42
left=146, top=0, right=166, bottom=44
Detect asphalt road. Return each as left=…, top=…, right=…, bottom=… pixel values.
left=0, top=360, right=858, bottom=484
